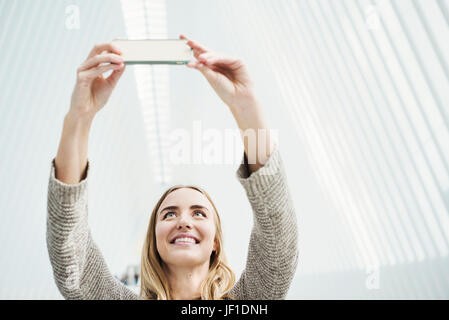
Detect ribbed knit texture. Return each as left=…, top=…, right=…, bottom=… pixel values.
left=46, top=144, right=299, bottom=300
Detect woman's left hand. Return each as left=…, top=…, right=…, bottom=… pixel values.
left=180, top=34, right=256, bottom=110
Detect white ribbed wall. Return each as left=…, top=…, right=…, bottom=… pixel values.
left=0, top=0, right=448, bottom=299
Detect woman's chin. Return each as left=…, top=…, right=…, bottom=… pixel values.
left=164, top=252, right=207, bottom=266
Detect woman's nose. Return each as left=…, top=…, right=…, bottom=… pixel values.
left=177, top=215, right=192, bottom=229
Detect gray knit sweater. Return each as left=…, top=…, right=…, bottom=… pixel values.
left=46, top=144, right=298, bottom=299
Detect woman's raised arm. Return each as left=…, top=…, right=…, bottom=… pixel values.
left=54, top=43, right=125, bottom=184
left=182, top=35, right=299, bottom=299
left=180, top=34, right=274, bottom=174
left=47, top=43, right=138, bottom=299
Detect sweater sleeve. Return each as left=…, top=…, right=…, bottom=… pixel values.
left=228, top=144, right=299, bottom=300
left=46, top=159, right=139, bottom=300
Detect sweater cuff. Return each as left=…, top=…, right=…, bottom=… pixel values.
left=235, top=143, right=282, bottom=196
left=48, top=158, right=90, bottom=206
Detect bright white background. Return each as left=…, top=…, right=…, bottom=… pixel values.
left=0, top=0, right=448, bottom=299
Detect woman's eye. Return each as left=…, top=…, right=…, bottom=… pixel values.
left=194, top=211, right=206, bottom=217
left=163, top=211, right=205, bottom=219
left=164, top=212, right=176, bottom=219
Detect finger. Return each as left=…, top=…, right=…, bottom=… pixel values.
left=78, top=63, right=123, bottom=81
left=186, top=61, right=199, bottom=68
left=188, top=61, right=217, bottom=80
left=179, top=34, right=210, bottom=55
left=106, top=63, right=126, bottom=88
left=187, top=61, right=207, bottom=71
left=187, top=60, right=223, bottom=74
left=198, top=52, right=240, bottom=67
left=86, top=43, right=122, bottom=60
left=197, top=52, right=215, bottom=61
left=188, top=39, right=209, bottom=53
left=195, top=63, right=216, bottom=81
left=79, top=53, right=124, bottom=71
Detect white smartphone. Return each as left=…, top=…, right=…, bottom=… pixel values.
left=111, top=39, right=193, bottom=65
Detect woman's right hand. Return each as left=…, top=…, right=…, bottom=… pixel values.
left=69, top=43, right=126, bottom=120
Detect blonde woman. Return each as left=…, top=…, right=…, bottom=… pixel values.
left=47, top=35, right=298, bottom=300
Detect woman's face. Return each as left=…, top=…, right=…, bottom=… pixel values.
left=155, top=188, right=217, bottom=268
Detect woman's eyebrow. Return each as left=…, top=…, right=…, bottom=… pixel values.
left=159, top=205, right=209, bottom=215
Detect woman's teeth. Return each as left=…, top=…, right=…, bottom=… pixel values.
left=174, top=237, right=196, bottom=244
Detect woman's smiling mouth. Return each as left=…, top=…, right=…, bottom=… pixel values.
left=173, top=237, right=197, bottom=245
left=169, top=234, right=200, bottom=245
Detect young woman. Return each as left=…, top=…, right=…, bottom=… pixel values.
left=47, top=35, right=298, bottom=300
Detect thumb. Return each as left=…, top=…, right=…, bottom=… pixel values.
left=195, top=62, right=217, bottom=84
left=106, top=63, right=126, bottom=88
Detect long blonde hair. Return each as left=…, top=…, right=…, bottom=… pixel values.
left=139, top=185, right=236, bottom=300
